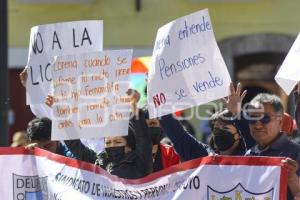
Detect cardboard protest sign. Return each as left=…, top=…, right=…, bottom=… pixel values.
left=26, top=20, right=103, bottom=105
left=147, top=9, right=231, bottom=118
left=275, top=33, right=300, bottom=95
left=51, top=49, right=132, bottom=140
left=0, top=148, right=287, bottom=200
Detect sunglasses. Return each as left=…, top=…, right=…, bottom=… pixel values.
left=248, top=114, right=277, bottom=125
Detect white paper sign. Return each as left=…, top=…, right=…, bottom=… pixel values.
left=275, top=33, right=300, bottom=95
left=51, top=49, right=133, bottom=140
left=26, top=20, right=103, bottom=105
left=147, top=9, right=231, bottom=118
left=0, top=148, right=287, bottom=200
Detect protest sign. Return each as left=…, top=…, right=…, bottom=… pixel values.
left=51, top=49, right=132, bottom=140
left=26, top=20, right=103, bottom=105
left=275, top=33, right=300, bottom=95
left=147, top=9, right=231, bottom=118
left=0, top=147, right=286, bottom=200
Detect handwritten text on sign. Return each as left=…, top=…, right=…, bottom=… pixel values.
left=26, top=20, right=103, bottom=105
left=0, top=150, right=285, bottom=200
left=51, top=49, right=133, bottom=140
left=147, top=9, right=231, bottom=118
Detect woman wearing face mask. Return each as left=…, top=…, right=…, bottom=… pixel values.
left=209, top=110, right=247, bottom=155
left=143, top=85, right=177, bottom=170
left=143, top=86, right=180, bottom=170
left=158, top=83, right=248, bottom=162
left=143, top=111, right=180, bottom=172
left=63, top=91, right=153, bottom=179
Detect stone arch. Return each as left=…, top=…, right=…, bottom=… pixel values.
left=218, top=33, right=296, bottom=111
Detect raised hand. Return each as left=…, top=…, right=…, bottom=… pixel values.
left=127, top=89, right=140, bottom=117
left=223, top=82, right=247, bottom=115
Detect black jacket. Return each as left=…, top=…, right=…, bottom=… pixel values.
left=160, top=114, right=212, bottom=162
left=65, top=113, right=153, bottom=179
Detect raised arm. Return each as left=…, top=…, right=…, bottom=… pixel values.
left=160, top=114, right=211, bottom=162
left=128, top=89, right=152, bottom=175
left=224, top=82, right=255, bottom=149
left=131, top=111, right=153, bottom=175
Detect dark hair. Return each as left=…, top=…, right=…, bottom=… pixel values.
left=209, top=109, right=235, bottom=129
left=27, top=117, right=52, bottom=141
left=249, top=93, right=284, bottom=115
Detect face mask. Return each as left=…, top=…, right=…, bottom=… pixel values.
left=213, top=129, right=236, bottom=151
left=105, top=146, right=125, bottom=163
left=148, top=127, right=164, bottom=145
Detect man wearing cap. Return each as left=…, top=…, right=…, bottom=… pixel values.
left=26, top=117, right=75, bottom=158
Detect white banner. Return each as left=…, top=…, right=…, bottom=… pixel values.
left=51, top=49, right=133, bottom=140
left=26, top=20, right=103, bottom=105
left=275, top=33, right=300, bottom=95
left=147, top=9, right=231, bottom=118
left=0, top=148, right=287, bottom=200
